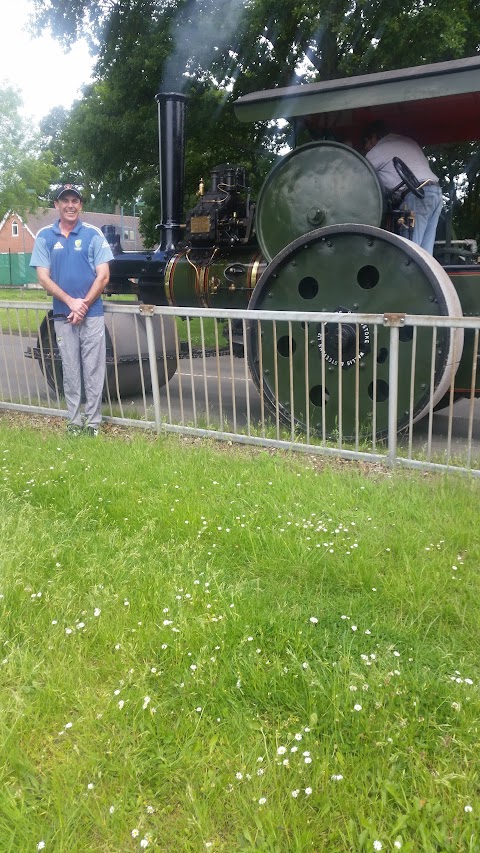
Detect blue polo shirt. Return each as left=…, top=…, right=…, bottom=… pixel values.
left=30, top=219, right=114, bottom=318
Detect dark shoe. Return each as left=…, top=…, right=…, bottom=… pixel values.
left=84, top=426, right=100, bottom=436
left=66, top=423, right=83, bottom=436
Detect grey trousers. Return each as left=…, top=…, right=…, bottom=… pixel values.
left=54, top=317, right=106, bottom=428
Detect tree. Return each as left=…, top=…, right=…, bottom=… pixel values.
left=0, top=84, right=59, bottom=219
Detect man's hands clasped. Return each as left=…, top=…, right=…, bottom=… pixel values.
left=67, top=297, right=89, bottom=325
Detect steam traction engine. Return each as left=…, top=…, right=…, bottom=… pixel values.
left=77, top=59, right=480, bottom=437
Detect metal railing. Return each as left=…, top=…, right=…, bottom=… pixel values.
left=0, top=299, right=479, bottom=475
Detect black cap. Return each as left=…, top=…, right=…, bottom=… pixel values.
left=55, top=184, right=83, bottom=201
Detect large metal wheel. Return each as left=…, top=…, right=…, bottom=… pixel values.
left=36, top=310, right=178, bottom=399
left=247, top=224, right=463, bottom=440
left=256, top=142, right=384, bottom=262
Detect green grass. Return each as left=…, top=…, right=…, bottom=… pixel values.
left=0, top=417, right=479, bottom=851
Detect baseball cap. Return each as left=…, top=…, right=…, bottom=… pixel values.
left=55, top=183, right=83, bottom=201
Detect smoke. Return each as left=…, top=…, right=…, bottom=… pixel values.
left=161, top=0, right=249, bottom=92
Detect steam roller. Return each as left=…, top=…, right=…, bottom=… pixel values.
left=247, top=141, right=463, bottom=439
left=98, top=74, right=476, bottom=440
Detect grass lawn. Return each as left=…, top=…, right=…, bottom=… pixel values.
left=0, top=415, right=479, bottom=851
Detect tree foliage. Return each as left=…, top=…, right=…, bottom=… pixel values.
left=0, top=84, right=59, bottom=221
left=31, top=0, right=480, bottom=242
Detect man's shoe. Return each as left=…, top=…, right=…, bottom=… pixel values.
left=66, top=423, right=83, bottom=436
left=84, top=426, right=100, bottom=436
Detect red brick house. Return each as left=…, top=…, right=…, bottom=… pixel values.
left=0, top=208, right=144, bottom=285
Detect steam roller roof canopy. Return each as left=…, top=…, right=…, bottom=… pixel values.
left=256, top=141, right=383, bottom=262
left=234, top=56, right=480, bottom=147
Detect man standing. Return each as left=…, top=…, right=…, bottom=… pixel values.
left=30, top=184, right=114, bottom=435
left=362, top=121, right=442, bottom=255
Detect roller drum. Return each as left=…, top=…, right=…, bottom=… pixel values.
left=36, top=310, right=177, bottom=399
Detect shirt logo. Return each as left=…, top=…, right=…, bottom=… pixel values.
left=53, top=241, right=63, bottom=250
left=74, top=239, right=82, bottom=251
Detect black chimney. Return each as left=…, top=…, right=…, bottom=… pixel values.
left=156, top=92, right=187, bottom=253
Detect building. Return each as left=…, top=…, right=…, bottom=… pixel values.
left=0, top=208, right=145, bottom=286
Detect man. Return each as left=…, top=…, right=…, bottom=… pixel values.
left=30, top=184, right=114, bottom=435
left=362, top=121, right=442, bottom=255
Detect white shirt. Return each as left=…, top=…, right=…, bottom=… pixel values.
left=366, top=133, right=438, bottom=192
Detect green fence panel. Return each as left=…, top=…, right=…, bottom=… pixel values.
left=0, top=253, right=12, bottom=285
left=0, top=252, right=37, bottom=286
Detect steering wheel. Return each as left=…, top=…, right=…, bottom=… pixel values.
left=392, top=157, right=425, bottom=199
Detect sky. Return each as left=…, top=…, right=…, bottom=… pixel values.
left=0, top=0, right=94, bottom=125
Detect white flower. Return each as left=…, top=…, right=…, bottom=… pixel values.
left=465, top=804, right=473, bottom=812
left=277, top=746, right=287, bottom=755
left=87, top=782, right=94, bottom=790
left=353, top=704, right=362, bottom=711
left=373, top=842, right=383, bottom=851
left=131, top=829, right=140, bottom=838
left=142, top=696, right=151, bottom=709
left=394, top=842, right=402, bottom=849
left=118, top=700, right=125, bottom=710
left=330, top=774, right=343, bottom=781
left=305, top=787, right=312, bottom=795
left=309, top=617, right=318, bottom=624
left=109, top=805, right=115, bottom=814
left=93, top=608, right=101, bottom=617
left=291, top=789, right=300, bottom=798
left=37, top=844, right=46, bottom=851
left=236, top=772, right=243, bottom=780
left=351, top=625, right=358, bottom=631
left=146, top=805, right=154, bottom=814
left=140, top=841, right=149, bottom=849
left=294, top=733, right=302, bottom=741
left=258, top=797, right=266, bottom=805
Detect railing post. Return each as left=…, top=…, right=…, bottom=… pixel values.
left=383, top=313, right=405, bottom=467
left=141, top=305, right=162, bottom=433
